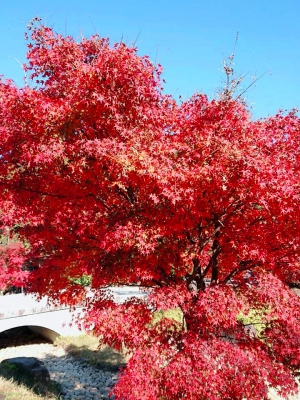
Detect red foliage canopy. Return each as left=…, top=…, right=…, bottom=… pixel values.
left=0, top=22, right=300, bottom=399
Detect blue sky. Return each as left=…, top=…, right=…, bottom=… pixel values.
left=0, top=0, right=299, bottom=118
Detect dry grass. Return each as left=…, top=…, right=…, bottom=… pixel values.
left=237, top=307, right=269, bottom=339
left=152, top=308, right=184, bottom=327
left=0, top=376, right=59, bottom=399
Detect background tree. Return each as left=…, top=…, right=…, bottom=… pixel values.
left=0, top=21, right=300, bottom=399
left=0, top=226, right=27, bottom=292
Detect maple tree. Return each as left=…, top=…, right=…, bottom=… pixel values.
left=0, top=20, right=300, bottom=399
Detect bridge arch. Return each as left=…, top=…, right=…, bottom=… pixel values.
left=0, top=324, right=62, bottom=343
left=0, top=308, right=83, bottom=341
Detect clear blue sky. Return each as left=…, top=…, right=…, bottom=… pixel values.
left=0, top=0, right=299, bottom=118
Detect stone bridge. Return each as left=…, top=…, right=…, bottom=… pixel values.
left=0, top=286, right=147, bottom=341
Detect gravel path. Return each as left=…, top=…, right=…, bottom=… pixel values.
left=0, top=328, right=118, bottom=399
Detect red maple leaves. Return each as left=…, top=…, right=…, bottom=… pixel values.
left=0, top=22, right=300, bottom=399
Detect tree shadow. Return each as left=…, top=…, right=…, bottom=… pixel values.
left=0, top=360, right=61, bottom=399
left=63, top=343, right=126, bottom=372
